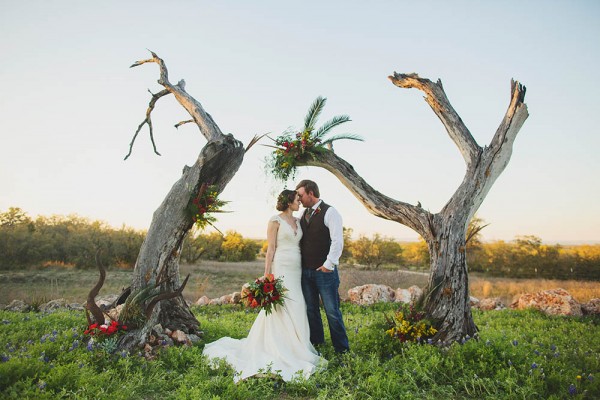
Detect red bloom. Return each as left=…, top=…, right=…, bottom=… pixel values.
left=263, top=283, right=274, bottom=293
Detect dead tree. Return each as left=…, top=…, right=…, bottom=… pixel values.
left=297, top=74, right=528, bottom=343
left=119, top=52, right=248, bottom=350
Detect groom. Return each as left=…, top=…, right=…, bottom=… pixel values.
left=296, top=179, right=349, bottom=353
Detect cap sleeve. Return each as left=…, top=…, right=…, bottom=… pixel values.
left=269, top=215, right=281, bottom=224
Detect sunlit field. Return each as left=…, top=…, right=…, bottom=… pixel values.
left=2, top=262, right=599, bottom=306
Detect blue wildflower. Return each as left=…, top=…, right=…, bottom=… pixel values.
left=2, top=320, right=10, bottom=325
left=1, top=355, right=9, bottom=362
left=568, top=384, right=576, bottom=395
left=37, top=381, right=47, bottom=390
left=512, top=340, right=518, bottom=346
left=120, top=351, right=128, bottom=358
left=553, top=352, right=560, bottom=358
left=86, top=342, right=94, bottom=351
left=550, top=344, right=557, bottom=351
left=531, top=362, right=538, bottom=369
left=508, top=360, right=513, bottom=366
left=588, top=374, right=594, bottom=382
left=534, top=350, right=540, bottom=356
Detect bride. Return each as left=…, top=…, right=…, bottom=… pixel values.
left=202, top=189, right=327, bottom=382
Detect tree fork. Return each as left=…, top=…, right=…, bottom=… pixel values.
left=294, top=74, right=528, bottom=343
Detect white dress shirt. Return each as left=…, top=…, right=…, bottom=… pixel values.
left=312, top=200, right=344, bottom=270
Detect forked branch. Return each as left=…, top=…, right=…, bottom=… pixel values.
left=124, top=89, right=170, bottom=160
left=125, top=50, right=225, bottom=159
left=388, top=73, right=480, bottom=167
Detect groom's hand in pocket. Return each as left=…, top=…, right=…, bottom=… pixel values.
left=316, top=266, right=333, bottom=273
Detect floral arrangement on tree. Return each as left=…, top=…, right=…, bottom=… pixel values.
left=241, top=273, right=288, bottom=315
left=385, top=304, right=437, bottom=343
left=187, top=183, right=227, bottom=232
left=266, top=96, right=363, bottom=181
left=83, top=320, right=128, bottom=353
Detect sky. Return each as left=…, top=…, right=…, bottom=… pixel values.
left=1, top=1, right=599, bottom=244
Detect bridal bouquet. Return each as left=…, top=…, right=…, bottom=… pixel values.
left=241, top=274, right=287, bottom=315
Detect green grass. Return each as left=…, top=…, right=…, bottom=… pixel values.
left=1, top=304, right=598, bottom=399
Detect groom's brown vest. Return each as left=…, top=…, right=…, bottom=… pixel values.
left=300, top=202, right=331, bottom=270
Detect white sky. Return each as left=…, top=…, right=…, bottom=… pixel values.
left=1, top=1, right=599, bottom=243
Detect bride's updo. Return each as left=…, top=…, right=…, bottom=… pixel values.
left=276, top=189, right=297, bottom=211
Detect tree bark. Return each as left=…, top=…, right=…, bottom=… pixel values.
left=299, top=74, right=528, bottom=343
left=119, top=52, right=245, bottom=350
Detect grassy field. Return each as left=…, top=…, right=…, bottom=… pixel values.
left=1, top=304, right=599, bottom=398
left=1, top=261, right=599, bottom=306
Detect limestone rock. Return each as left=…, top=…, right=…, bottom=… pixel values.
left=581, top=298, right=600, bottom=315
left=6, top=300, right=30, bottom=312
left=510, top=288, right=582, bottom=316
left=476, top=297, right=506, bottom=311
left=172, top=330, right=191, bottom=345
left=394, top=285, right=423, bottom=305
left=231, top=291, right=242, bottom=304
left=40, top=299, right=67, bottom=313
left=106, top=304, right=124, bottom=321
left=348, top=284, right=395, bottom=305
left=195, top=296, right=210, bottom=306
left=209, top=294, right=232, bottom=305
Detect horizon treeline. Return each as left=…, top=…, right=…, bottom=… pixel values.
left=1, top=208, right=599, bottom=280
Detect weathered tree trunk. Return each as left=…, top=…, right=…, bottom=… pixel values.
left=119, top=52, right=245, bottom=350
left=299, top=74, right=528, bottom=343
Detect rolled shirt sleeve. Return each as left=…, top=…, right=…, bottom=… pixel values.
left=323, top=205, right=344, bottom=270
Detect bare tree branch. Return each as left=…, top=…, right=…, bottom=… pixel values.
left=301, top=150, right=433, bottom=238
left=388, top=73, right=481, bottom=168
left=174, top=120, right=194, bottom=129
left=124, top=89, right=170, bottom=160
left=126, top=50, right=225, bottom=160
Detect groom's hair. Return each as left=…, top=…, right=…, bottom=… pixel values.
left=296, top=180, right=320, bottom=198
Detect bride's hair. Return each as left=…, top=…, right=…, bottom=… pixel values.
left=276, top=189, right=297, bottom=211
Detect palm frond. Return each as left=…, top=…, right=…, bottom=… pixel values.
left=313, top=115, right=351, bottom=139
left=303, top=96, right=327, bottom=133
left=321, top=134, right=364, bottom=145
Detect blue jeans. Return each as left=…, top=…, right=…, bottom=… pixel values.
left=301, top=267, right=349, bottom=353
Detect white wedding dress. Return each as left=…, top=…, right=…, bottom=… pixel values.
left=202, top=215, right=326, bottom=382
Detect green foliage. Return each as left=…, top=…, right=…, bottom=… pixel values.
left=183, top=230, right=260, bottom=263
left=186, top=183, right=228, bottom=232
left=0, top=208, right=145, bottom=270
left=266, top=96, right=362, bottom=182
left=350, top=234, right=403, bottom=268
left=1, top=305, right=598, bottom=398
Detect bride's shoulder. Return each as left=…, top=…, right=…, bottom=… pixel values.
left=269, top=214, right=282, bottom=223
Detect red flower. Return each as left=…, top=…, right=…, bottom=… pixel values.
left=263, top=283, right=274, bottom=293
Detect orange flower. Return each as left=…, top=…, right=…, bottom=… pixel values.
left=264, top=273, right=275, bottom=282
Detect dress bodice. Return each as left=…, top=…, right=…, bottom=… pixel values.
left=268, top=215, right=301, bottom=278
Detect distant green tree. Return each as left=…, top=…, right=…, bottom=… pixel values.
left=182, top=231, right=224, bottom=263
left=350, top=234, right=402, bottom=268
